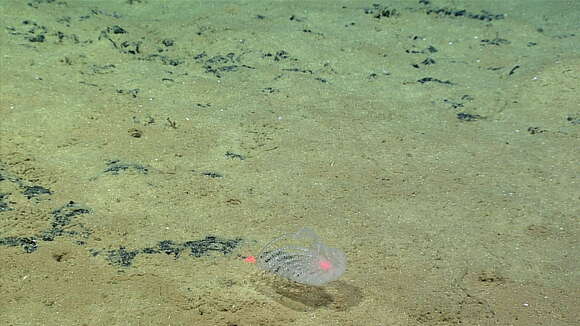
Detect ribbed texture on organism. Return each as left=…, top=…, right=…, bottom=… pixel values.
left=257, top=228, right=347, bottom=286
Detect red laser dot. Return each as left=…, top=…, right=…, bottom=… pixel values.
left=244, top=255, right=256, bottom=264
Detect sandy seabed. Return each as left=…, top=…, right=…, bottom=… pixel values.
left=1, top=1, right=578, bottom=325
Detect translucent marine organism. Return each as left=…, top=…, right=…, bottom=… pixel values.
left=257, top=228, right=347, bottom=286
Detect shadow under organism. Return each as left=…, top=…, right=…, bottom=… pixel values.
left=253, top=274, right=362, bottom=312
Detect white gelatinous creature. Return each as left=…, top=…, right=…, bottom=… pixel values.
left=257, top=228, right=347, bottom=286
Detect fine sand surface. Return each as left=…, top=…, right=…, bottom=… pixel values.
left=1, top=1, right=578, bottom=325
